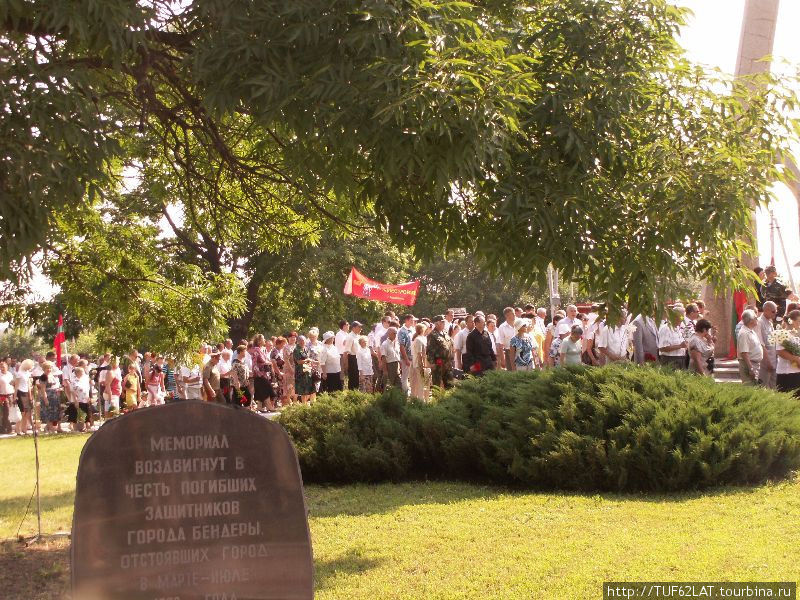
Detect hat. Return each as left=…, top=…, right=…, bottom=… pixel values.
left=513, top=318, right=527, bottom=331
left=433, top=315, right=445, bottom=323
left=350, top=320, right=363, bottom=328
left=322, top=331, right=335, bottom=342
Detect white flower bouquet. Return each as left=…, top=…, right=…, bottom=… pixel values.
left=767, top=328, right=800, bottom=356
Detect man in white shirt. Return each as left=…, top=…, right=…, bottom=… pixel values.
left=444, top=309, right=455, bottom=330
left=556, top=305, right=579, bottom=340
left=495, top=307, right=517, bottom=370
left=454, top=315, right=474, bottom=371
left=334, top=320, right=350, bottom=353
left=61, top=354, right=79, bottom=404
left=757, top=301, right=777, bottom=388
left=657, top=309, right=687, bottom=369
left=398, top=314, right=416, bottom=393
left=486, top=318, right=499, bottom=356
left=737, top=309, right=763, bottom=385
left=333, top=319, right=348, bottom=372
left=178, top=361, right=203, bottom=400
left=597, top=310, right=630, bottom=363
left=380, top=327, right=402, bottom=387
left=344, top=321, right=363, bottom=390
left=373, top=316, right=390, bottom=351
left=534, top=308, right=547, bottom=336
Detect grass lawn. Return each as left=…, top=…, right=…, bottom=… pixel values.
left=1, top=435, right=798, bottom=599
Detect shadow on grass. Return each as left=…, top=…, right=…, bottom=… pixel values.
left=0, top=490, right=76, bottom=538
left=304, top=476, right=797, bottom=519
left=314, top=548, right=385, bottom=591
left=0, top=538, right=70, bottom=600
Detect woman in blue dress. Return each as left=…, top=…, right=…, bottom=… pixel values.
left=508, top=319, right=541, bottom=371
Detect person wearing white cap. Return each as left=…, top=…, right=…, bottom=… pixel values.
left=320, top=331, right=343, bottom=392
left=508, top=319, right=540, bottom=371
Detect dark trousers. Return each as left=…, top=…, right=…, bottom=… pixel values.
left=776, top=372, right=800, bottom=395
left=347, top=355, right=359, bottom=390
left=659, top=355, right=685, bottom=370
left=385, top=361, right=401, bottom=387
left=324, top=372, right=343, bottom=393
left=0, top=396, right=11, bottom=433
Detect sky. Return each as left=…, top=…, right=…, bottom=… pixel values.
left=25, top=1, right=800, bottom=301
left=678, top=0, right=800, bottom=288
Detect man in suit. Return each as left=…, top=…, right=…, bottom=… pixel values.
left=632, top=314, right=659, bottom=365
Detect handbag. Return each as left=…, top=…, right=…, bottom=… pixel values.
left=9, top=403, right=21, bottom=424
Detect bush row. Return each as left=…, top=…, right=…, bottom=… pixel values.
left=277, top=365, right=800, bottom=492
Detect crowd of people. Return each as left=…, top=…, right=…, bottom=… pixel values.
left=0, top=265, right=797, bottom=436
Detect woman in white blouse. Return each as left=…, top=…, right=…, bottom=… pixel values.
left=776, top=310, right=800, bottom=393
left=409, top=323, right=430, bottom=400
left=320, top=332, right=343, bottom=393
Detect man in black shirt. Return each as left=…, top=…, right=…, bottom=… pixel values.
left=760, top=265, right=792, bottom=317
left=466, top=315, right=496, bottom=376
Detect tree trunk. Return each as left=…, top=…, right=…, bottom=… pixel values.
left=227, top=275, right=265, bottom=343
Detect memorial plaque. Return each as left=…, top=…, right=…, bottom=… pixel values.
left=72, top=401, right=313, bottom=600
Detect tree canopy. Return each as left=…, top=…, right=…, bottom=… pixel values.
left=2, top=0, right=798, bottom=349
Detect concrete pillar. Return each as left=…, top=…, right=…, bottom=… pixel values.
left=703, top=0, right=780, bottom=357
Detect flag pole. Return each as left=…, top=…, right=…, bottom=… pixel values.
left=26, top=372, right=43, bottom=545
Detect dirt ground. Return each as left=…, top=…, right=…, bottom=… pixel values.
left=0, top=538, right=71, bottom=600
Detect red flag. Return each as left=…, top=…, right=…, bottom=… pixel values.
left=54, top=314, right=66, bottom=367
left=727, top=290, right=748, bottom=359
left=343, top=267, right=419, bottom=306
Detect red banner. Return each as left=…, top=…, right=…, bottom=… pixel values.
left=343, top=267, right=420, bottom=306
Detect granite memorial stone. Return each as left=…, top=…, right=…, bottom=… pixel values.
left=72, top=401, right=313, bottom=600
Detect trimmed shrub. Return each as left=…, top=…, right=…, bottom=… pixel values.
left=278, top=365, right=800, bottom=492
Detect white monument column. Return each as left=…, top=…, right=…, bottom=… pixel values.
left=703, top=0, right=781, bottom=357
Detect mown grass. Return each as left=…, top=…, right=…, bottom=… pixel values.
left=1, top=436, right=798, bottom=599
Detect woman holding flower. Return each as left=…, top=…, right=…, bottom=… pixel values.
left=293, top=335, right=315, bottom=404
left=775, top=310, right=800, bottom=393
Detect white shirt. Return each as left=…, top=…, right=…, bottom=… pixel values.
left=334, top=329, right=349, bottom=353
left=658, top=324, right=687, bottom=357
left=356, top=346, right=374, bottom=376
left=218, top=357, right=232, bottom=377
left=776, top=331, right=800, bottom=374
left=381, top=338, right=402, bottom=363
left=0, top=371, right=14, bottom=395
left=242, top=351, right=253, bottom=369
left=16, top=370, right=32, bottom=392
left=412, top=336, right=427, bottom=368
left=320, top=345, right=341, bottom=373
left=534, top=317, right=546, bottom=336
left=496, top=321, right=517, bottom=350
left=62, top=362, right=75, bottom=386
left=556, top=317, right=575, bottom=337
left=737, top=326, right=763, bottom=362
left=598, top=325, right=629, bottom=359
left=179, top=365, right=202, bottom=399
left=454, top=327, right=472, bottom=353
left=73, top=375, right=91, bottom=403
left=345, top=331, right=361, bottom=355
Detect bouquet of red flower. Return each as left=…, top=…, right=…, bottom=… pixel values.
left=469, top=362, right=482, bottom=374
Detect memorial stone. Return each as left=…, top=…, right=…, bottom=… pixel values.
left=72, top=401, right=314, bottom=600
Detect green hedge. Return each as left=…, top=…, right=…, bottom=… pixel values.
left=277, top=365, right=800, bottom=492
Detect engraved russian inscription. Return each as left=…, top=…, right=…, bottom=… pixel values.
left=72, top=401, right=313, bottom=600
